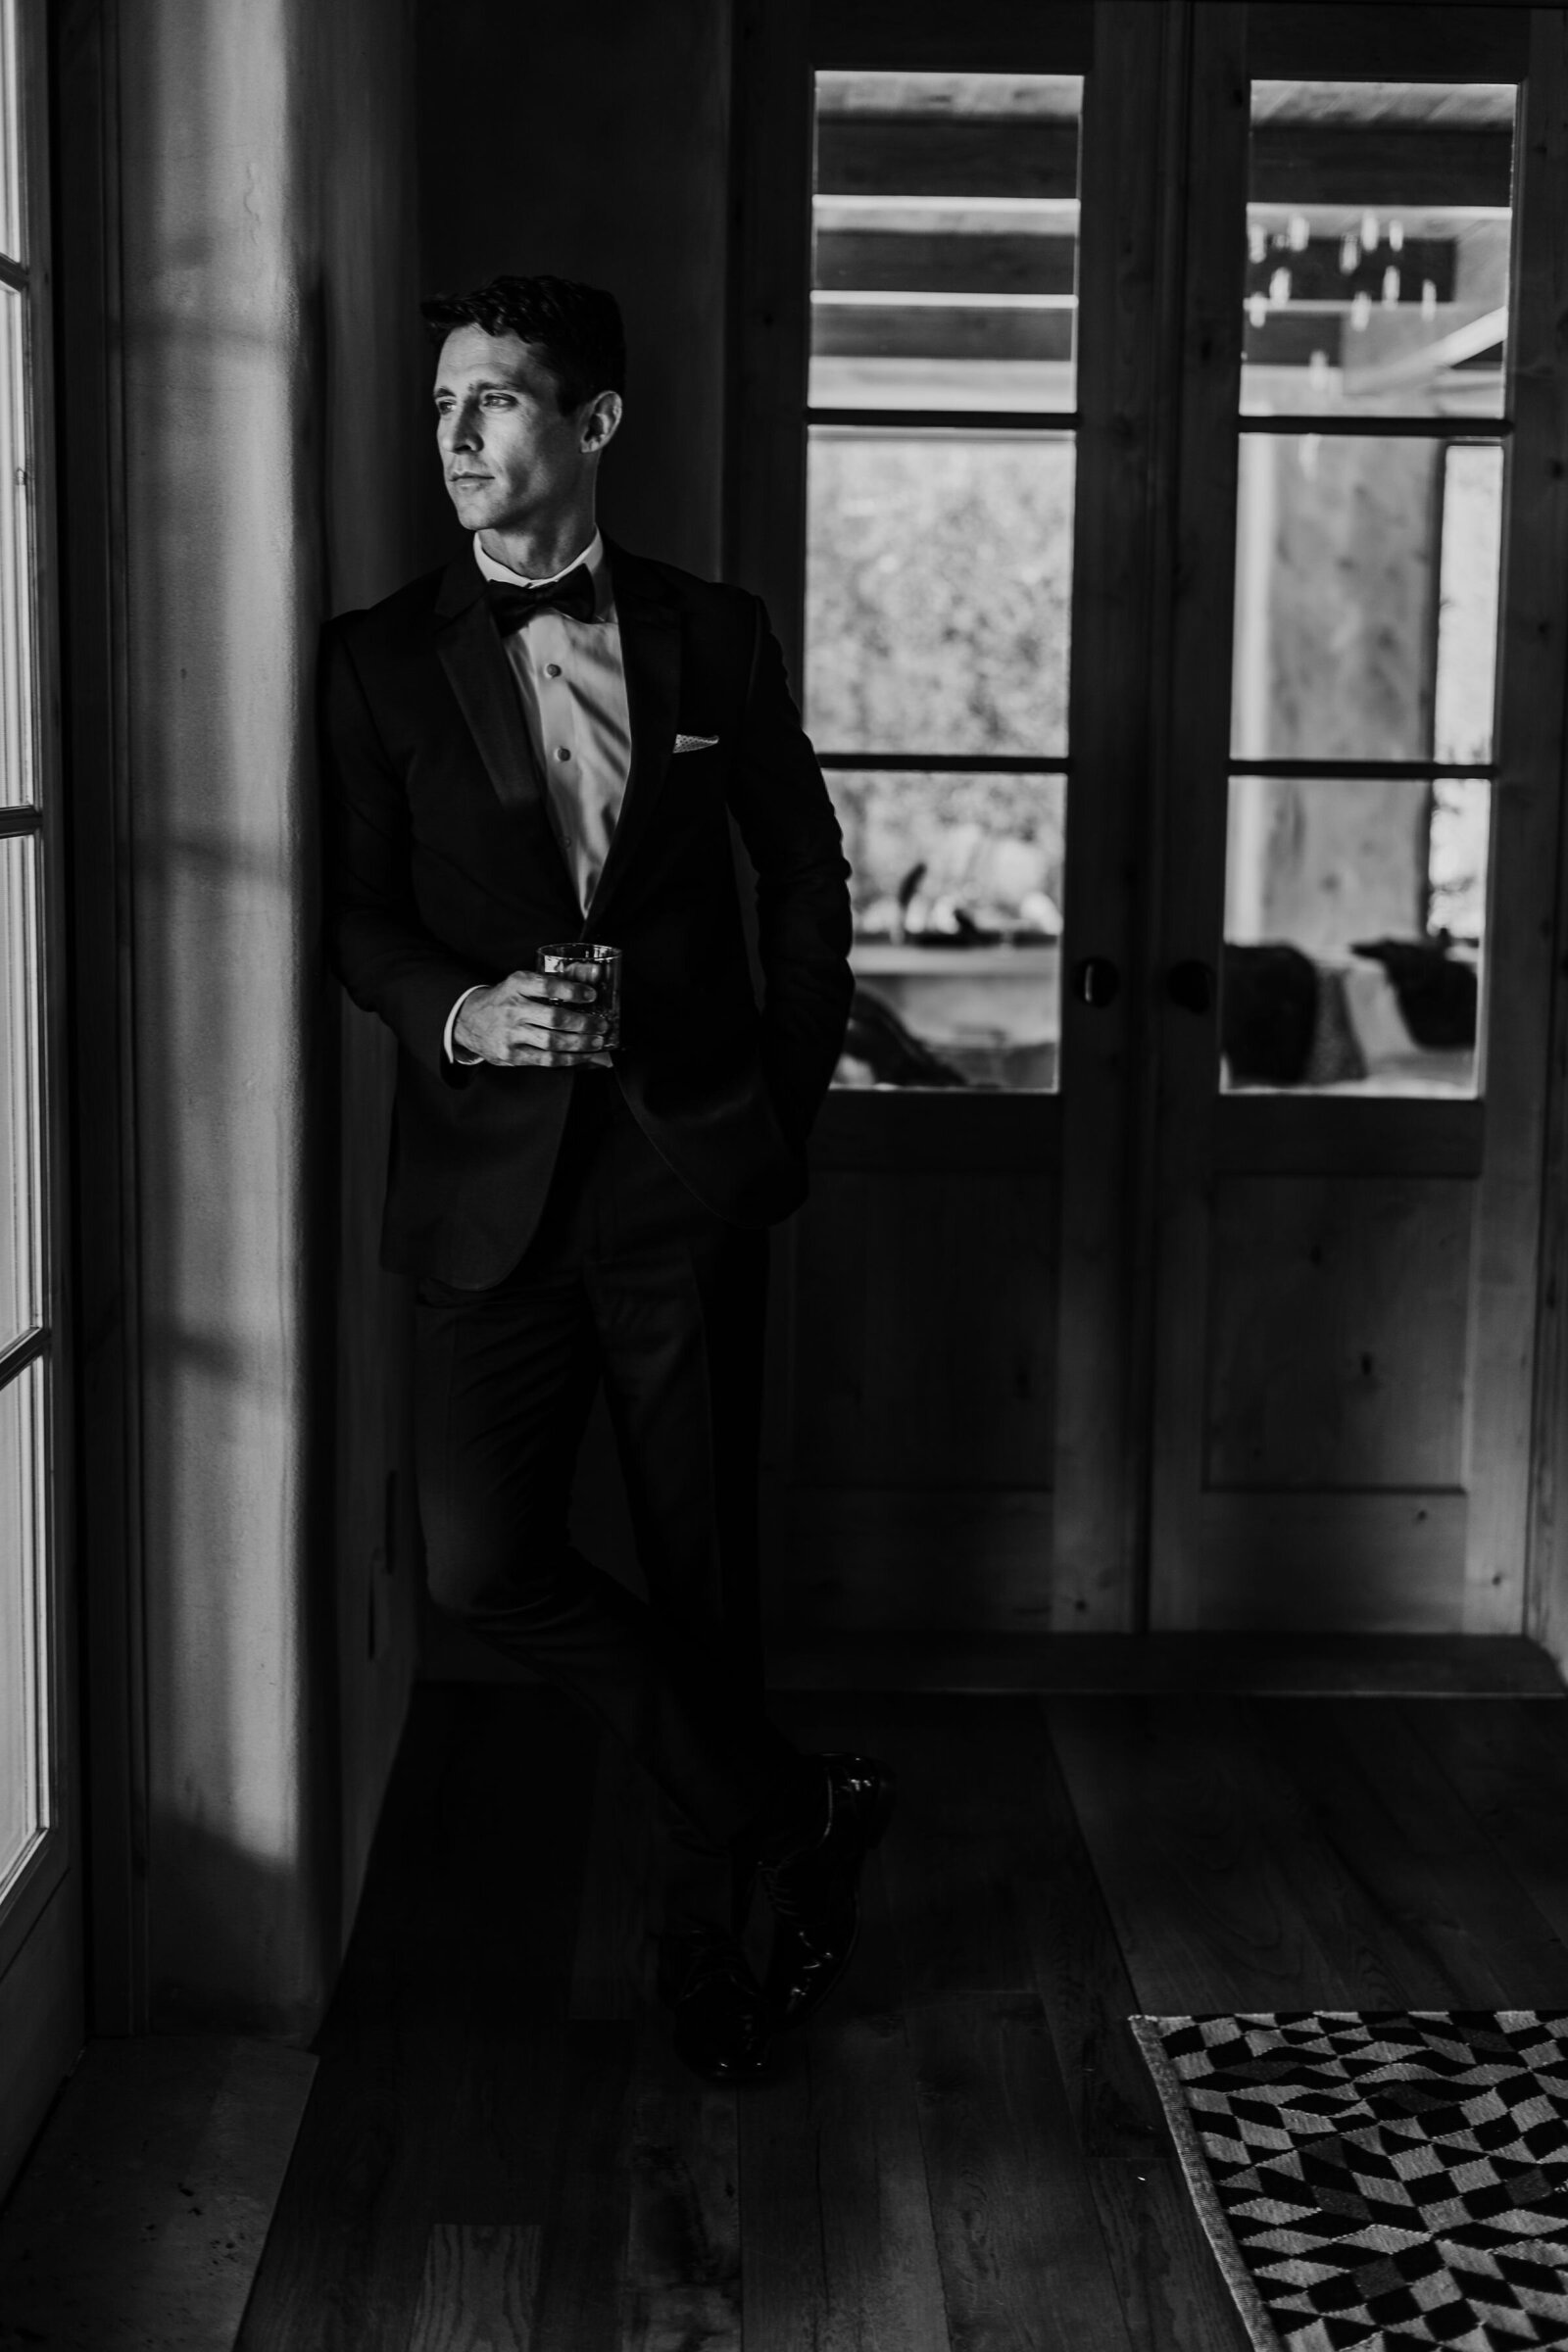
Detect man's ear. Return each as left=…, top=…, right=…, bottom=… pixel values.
left=581, top=389, right=623, bottom=456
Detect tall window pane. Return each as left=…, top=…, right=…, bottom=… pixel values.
left=812, top=72, right=1081, bottom=414
left=1231, top=435, right=1503, bottom=764
left=1243, top=81, right=1515, bottom=420
left=1224, top=76, right=1513, bottom=1099
left=806, top=429, right=1074, bottom=757
left=1224, top=774, right=1486, bottom=1096
left=0, top=0, right=21, bottom=270
left=0, top=1, right=53, bottom=1933
left=0, top=1355, right=48, bottom=1899
left=808, top=71, right=1080, bottom=1095
left=831, top=769, right=1064, bottom=1089
left=0, top=280, right=34, bottom=807
left=0, top=830, right=38, bottom=1349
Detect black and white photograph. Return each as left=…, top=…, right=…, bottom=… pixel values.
left=6, top=3, right=1568, bottom=2347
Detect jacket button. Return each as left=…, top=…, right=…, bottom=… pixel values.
left=555, top=745, right=571, bottom=761
left=545, top=662, right=563, bottom=678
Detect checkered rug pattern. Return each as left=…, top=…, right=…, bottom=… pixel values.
left=1131, top=2011, right=1568, bottom=2351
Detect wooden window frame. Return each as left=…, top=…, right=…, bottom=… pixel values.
left=0, top=0, right=78, bottom=2006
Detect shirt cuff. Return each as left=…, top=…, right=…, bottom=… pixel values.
left=444, top=985, right=487, bottom=1065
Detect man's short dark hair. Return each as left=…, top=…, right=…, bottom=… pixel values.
left=420, top=274, right=625, bottom=415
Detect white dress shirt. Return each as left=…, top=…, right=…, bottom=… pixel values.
left=445, top=528, right=633, bottom=1062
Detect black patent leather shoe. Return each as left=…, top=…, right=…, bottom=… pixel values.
left=661, top=1932, right=777, bottom=2082
left=760, top=1753, right=896, bottom=2030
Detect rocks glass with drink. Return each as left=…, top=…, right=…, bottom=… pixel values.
left=536, top=941, right=622, bottom=1058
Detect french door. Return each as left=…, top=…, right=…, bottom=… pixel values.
left=1147, top=4, right=1566, bottom=1632
left=735, top=0, right=1568, bottom=1644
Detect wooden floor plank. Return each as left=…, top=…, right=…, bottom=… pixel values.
left=1397, top=1696, right=1568, bottom=1957
left=528, top=2024, right=636, bottom=2352
left=235, top=1690, right=595, bottom=2350
left=862, top=1699, right=1261, bottom=2351
left=619, top=2026, right=741, bottom=2352
left=406, top=2226, right=539, bottom=2352
left=785, top=1697, right=1260, bottom=2348
left=221, top=1686, right=1568, bottom=2352
left=977, top=1700, right=1172, bottom=2162
left=1277, top=1697, right=1568, bottom=2007
left=738, top=2010, right=949, bottom=2352
left=848, top=1696, right=1040, bottom=2001
left=906, top=1991, right=1135, bottom=2352
left=1085, top=2158, right=1255, bottom=2352
left=1045, top=1695, right=1414, bottom=2014
left=0, top=2037, right=315, bottom=2352
left=429, top=2021, right=567, bottom=2229
left=233, top=1972, right=464, bottom=2352
left=568, top=1730, right=660, bottom=2022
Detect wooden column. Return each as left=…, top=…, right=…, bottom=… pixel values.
left=1051, top=1, right=1191, bottom=1626
left=1147, top=1, right=1250, bottom=1627
left=1468, top=10, right=1568, bottom=1630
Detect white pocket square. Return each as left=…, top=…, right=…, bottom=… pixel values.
left=673, top=732, right=719, bottom=754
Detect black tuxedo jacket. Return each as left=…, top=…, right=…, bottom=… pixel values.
left=321, top=539, right=854, bottom=1286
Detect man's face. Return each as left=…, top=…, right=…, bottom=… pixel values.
left=433, top=325, right=609, bottom=535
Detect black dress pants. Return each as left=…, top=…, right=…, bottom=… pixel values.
left=414, top=1070, right=801, bottom=1937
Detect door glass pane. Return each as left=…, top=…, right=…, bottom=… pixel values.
left=811, top=72, right=1082, bottom=413
left=1223, top=773, right=1487, bottom=1095
left=0, top=1355, right=48, bottom=1899
left=807, top=428, right=1075, bottom=756
left=0, top=0, right=20, bottom=267
left=1232, top=435, right=1502, bottom=763
left=830, top=767, right=1062, bottom=1092
left=0, top=830, right=40, bottom=1349
left=1244, top=80, right=1516, bottom=419
left=0, top=280, right=34, bottom=806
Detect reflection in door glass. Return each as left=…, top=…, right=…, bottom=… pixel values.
left=1231, top=436, right=1502, bottom=763
left=811, top=73, right=1082, bottom=414
left=828, top=768, right=1064, bottom=1091
left=1223, top=774, right=1488, bottom=1095
left=1243, top=81, right=1515, bottom=419
left=0, top=1355, right=47, bottom=1902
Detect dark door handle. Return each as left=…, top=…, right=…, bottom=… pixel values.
left=1168, top=957, right=1217, bottom=1015
left=1071, top=955, right=1121, bottom=1009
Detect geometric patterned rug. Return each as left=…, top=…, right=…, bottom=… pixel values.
left=1131, top=2012, right=1568, bottom=2350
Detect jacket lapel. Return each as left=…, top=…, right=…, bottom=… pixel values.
left=587, top=541, right=681, bottom=926
left=431, top=553, right=559, bottom=816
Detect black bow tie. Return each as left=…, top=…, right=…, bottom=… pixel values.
left=484, top=565, right=596, bottom=633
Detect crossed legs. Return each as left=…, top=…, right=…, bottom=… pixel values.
left=413, top=1076, right=801, bottom=1937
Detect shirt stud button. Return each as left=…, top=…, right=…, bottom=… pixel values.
left=545, top=662, right=563, bottom=678
left=555, top=745, right=572, bottom=761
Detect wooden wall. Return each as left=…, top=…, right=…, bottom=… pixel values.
left=413, top=0, right=734, bottom=579
left=763, top=1099, right=1059, bottom=1635
left=57, top=0, right=424, bottom=2037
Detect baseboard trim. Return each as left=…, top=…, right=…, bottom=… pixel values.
left=763, top=1632, right=1566, bottom=1697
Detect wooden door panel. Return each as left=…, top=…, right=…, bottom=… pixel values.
left=1202, top=1175, right=1472, bottom=1492
left=745, top=6, right=1567, bottom=1647
left=1149, top=11, right=1565, bottom=1637
left=791, top=1164, right=1058, bottom=1492
left=774, top=1487, right=1055, bottom=1632
left=768, top=1096, right=1061, bottom=1637
left=1192, top=1494, right=1467, bottom=1632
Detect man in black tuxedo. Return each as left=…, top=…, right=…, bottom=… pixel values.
left=321, top=274, right=890, bottom=2080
